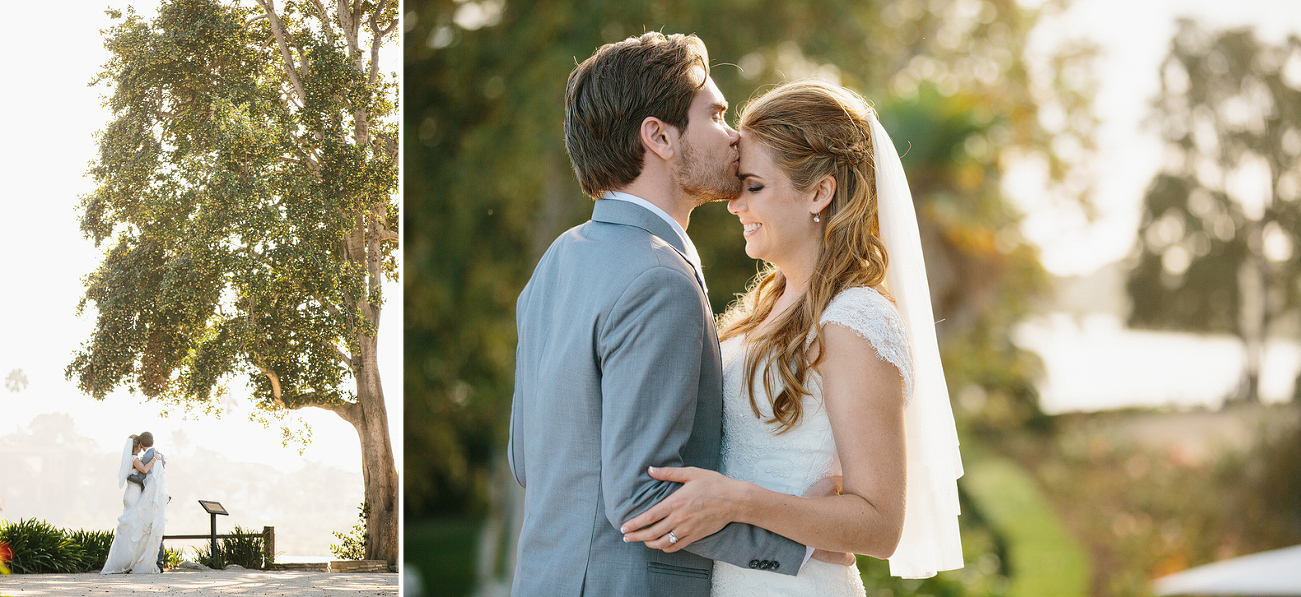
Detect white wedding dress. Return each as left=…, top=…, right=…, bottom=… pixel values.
left=102, top=444, right=169, bottom=574
left=711, top=286, right=913, bottom=596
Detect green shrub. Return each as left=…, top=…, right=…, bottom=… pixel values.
left=190, top=527, right=268, bottom=570
left=330, top=502, right=368, bottom=560
left=0, top=519, right=84, bottom=573
left=164, top=546, right=184, bottom=570
left=223, top=526, right=268, bottom=569
left=67, top=529, right=114, bottom=572
left=190, top=541, right=222, bottom=570
left=1004, top=407, right=1301, bottom=595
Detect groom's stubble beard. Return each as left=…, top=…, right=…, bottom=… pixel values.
left=675, top=134, right=742, bottom=207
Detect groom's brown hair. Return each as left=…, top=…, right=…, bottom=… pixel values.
left=564, top=32, right=709, bottom=198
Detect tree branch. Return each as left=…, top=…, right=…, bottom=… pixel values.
left=254, top=0, right=308, bottom=105
left=367, top=0, right=395, bottom=86
left=336, top=0, right=361, bottom=61
left=330, top=344, right=354, bottom=369
left=258, top=364, right=286, bottom=408
left=288, top=141, right=322, bottom=175
left=282, top=392, right=361, bottom=426
left=288, top=277, right=344, bottom=319
left=366, top=213, right=383, bottom=313
left=322, top=400, right=362, bottom=427
left=256, top=365, right=360, bottom=421
left=371, top=204, right=398, bottom=244
left=307, top=0, right=337, bottom=46
left=374, top=130, right=398, bottom=162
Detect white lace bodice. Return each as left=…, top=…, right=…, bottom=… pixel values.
left=712, top=286, right=912, bottom=596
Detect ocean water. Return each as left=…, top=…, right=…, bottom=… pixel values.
left=1012, top=312, right=1299, bottom=414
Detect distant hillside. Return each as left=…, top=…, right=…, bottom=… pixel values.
left=1049, top=260, right=1300, bottom=337
left=0, top=413, right=362, bottom=557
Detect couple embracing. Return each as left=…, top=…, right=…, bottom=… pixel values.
left=509, top=32, right=963, bottom=596
left=103, top=432, right=168, bottom=574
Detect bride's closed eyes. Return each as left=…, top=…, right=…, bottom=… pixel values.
left=738, top=174, right=765, bottom=193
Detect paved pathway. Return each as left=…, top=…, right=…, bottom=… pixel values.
left=1, top=570, right=397, bottom=596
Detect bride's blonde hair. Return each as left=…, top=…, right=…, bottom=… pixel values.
left=719, top=80, right=889, bottom=432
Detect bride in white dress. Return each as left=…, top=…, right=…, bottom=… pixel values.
left=102, top=433, right=169, bottom=574
left=621, top=81, right=964, bottom=594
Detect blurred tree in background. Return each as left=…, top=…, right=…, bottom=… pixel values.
left=405, top=0, right=1096, bottom=591
left=4, top=369, right=27, bottom=394
left=1128, top=20, right=1301, bottom=403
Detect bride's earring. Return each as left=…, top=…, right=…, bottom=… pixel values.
left=812, top=212, right=820, bottom=223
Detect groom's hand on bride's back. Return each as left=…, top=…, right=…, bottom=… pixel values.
left=811, top=548, right=857, bottom=566
left=804, top=476, right=857, bottom=567
left=804, top=475, right=843, bottom=499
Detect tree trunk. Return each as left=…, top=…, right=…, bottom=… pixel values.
left=353, top=333, right=399, bottom=566
left=1237, top=244, right=1265, bottom=405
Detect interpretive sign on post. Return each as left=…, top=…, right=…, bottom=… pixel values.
left=198, top=500, right=229, bottom=564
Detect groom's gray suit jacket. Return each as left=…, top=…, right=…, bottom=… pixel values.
left=509, top=199, right=804, bottom=596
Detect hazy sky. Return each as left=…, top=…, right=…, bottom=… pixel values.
left=0, top=1, right=402, bottom=481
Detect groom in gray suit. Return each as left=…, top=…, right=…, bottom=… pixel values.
left=508, top=33, right=809, bottom=596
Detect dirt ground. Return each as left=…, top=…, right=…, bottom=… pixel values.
left=0, top=570, right=397, bottom=596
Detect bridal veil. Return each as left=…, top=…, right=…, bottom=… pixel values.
left=868, top=112, right=965, bottom=579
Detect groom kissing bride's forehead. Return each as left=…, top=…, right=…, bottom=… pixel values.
left=565, top=32, right=743, bottom=209
left=508, top=32, right=810, bottom=596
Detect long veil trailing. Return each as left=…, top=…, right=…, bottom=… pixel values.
left=868, top=112, right=965, bottom=579
left=116, top=439, right=133, bottom=489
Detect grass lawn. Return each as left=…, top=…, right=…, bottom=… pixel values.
left=963, top=455, right=1091, bottom=597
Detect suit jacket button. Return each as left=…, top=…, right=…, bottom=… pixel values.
left=749, top=559, right=760, bottom=569
left=770, top=561, right=780, bottom=571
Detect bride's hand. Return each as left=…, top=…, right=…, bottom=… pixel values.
left=620, top=466, right=743, bottom=552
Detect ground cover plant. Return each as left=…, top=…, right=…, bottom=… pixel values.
left=0, top=519, right=86, bottom=573
left=1001, top=405, right=1301, bottom=596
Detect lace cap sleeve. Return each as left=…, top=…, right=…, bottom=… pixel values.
left=818, top=286, right=914, bottom=403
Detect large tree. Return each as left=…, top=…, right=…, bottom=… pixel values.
left=68, top=0, right=399, bottom=563
left=1127, top=20, right=1301, bottom=403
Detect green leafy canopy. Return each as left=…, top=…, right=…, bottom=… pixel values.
left=69, top=0, right=399, bottom=425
